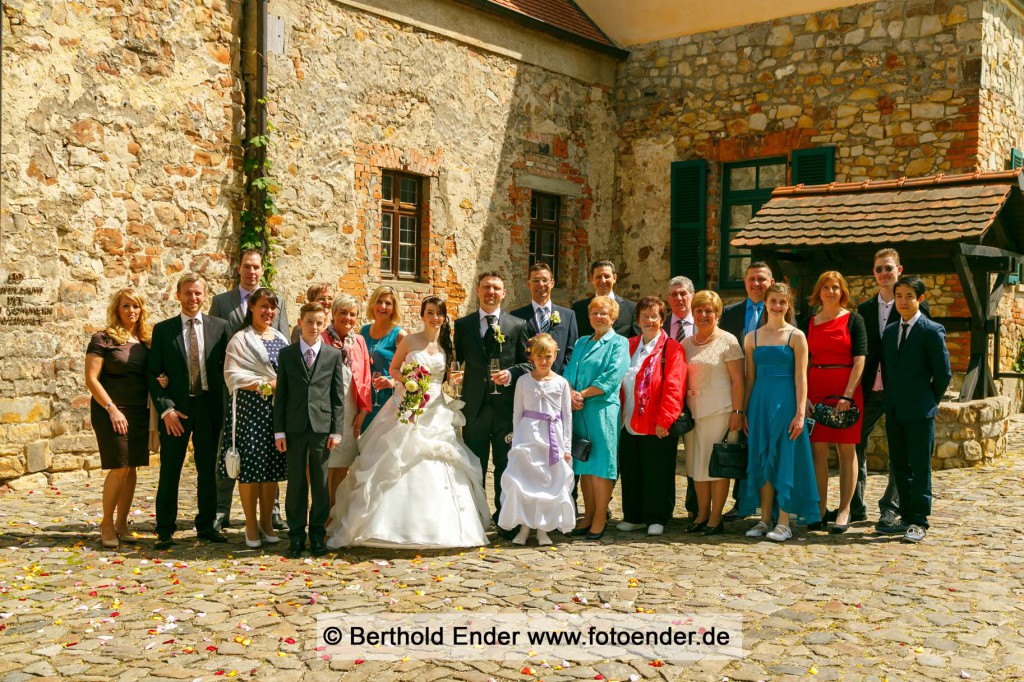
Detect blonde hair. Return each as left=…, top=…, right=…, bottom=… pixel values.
left=588, top=295, right=620, bottom=320
left=690, top=290, right=723, bottom=317
left=765, top=282, right=795, bottom=324
left=105, top=288, right=152, bottom=347
left=527, top=333, right=559, bottom=357
left=366, top=285, right=401, bottom=324
left=809, top=271, right=851, bottom=308
left=331, top=293, right=360, bottom=316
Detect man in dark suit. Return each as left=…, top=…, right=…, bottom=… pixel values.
left=716, top=261, right=772, bottom=519
left=208, top=248, right=289, bottom=531
left=510, top=262, right=578, bottom=374
left=856, top=248, right=931, bottom=526
left=273, top=303, right=345, bottom=558
left=572, top=259, right=640, bottom=338
left=148, top=273, right=231, bottom=550
left=877, top=276, right=951, bottom=543
left=454, top=272, right=531, bottom=530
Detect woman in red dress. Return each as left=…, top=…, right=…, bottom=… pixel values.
left=805, top=271, right=867, bottom=534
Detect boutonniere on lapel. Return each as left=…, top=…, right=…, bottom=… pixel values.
left=549, top=311, right=561, bottom=326
left=491, top=322, right=506, bottom=345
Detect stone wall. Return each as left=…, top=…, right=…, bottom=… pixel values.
left=264, top=0, right=618, bottom=321
left=0, top=0, right=243, bottom=484
left=614, top=0, right=990, bottom=296
left=979, top=0, right=1024, bottom=170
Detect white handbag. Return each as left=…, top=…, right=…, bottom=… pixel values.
left=223, top=390, right=241, bottom=479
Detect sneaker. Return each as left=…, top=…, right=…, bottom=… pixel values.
left=745, top=521, right=769, bottom=538
left=876, top=510, right=898, bottom=528
left=536, top=530, right=552, bottom=546
left=617, top=521, right=646, bottom=532
left=875, top=513, right=907, bottom=535
left=903, top=524, right=927, bottom=543
left=647, top=524, right=664, bottom=536
left=766, top=524, right=792, bottom=542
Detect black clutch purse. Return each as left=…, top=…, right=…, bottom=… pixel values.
left=669, top=406, right=695, bottom=437
left=708, top=432, right=748, bottom=480
left=571, top=434, right=591, bottom=462
left=812, top=396, right=860, bottom=430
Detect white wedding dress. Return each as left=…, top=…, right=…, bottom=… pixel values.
left=325, top=349, right=491, bottom=549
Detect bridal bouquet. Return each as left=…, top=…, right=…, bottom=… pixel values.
left=397, top=361, right=432, bottom=425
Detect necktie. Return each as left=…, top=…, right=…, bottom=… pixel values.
left=899, top=322, right=909, bottom=353
left=538, top=306, right=550, bottom=333
left=484, top=314, right=497, bottom=357
left=675, top=319, right=687, bottom=342
left=305, top=347, right=316, bottom=369
left=188, top=318, right=202, bottom=395
left=746, top=303, right=763, bottom=336
left=240, top=290, right=250, bottom=316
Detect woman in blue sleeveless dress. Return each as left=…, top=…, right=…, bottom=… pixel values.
left=359, top=286, right=408, bottom=428
left=739, top=282, right=820, bottom=542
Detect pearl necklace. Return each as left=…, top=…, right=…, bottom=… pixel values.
left=692, top=330, right=716, bottom=346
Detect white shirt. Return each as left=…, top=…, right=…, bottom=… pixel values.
left=239, top=285, right=255, bottom=316
left=897, top=311, right=922, bottom=349
left=622, top=332, right=662, bottom=436
left=479, top=308, right=502, bottom=337
left=276, top=337, right=340, bottom=441
left=876, top=292, right=895, bottom=339
left=180, top=312, right=209, bottom=391
left=669, top=313, right=694, bottom=341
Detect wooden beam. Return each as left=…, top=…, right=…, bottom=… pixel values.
left=952, top=253, right=985, bottom=328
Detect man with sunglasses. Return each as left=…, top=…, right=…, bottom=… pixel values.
left=857, top=249, right=930, bottom=528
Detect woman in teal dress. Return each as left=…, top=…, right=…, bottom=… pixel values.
left=564, top=295, right=630, bottom=540
left=740, top=282, right=820, bottom=542
left=359, top=285, right=408, bottom=428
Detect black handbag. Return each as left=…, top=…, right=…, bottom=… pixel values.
left=660, top=345, right=694, bottom=437
left=571, top=434, right=592, bottom=462
left=708, top=432, right=748, bottom=480
left=812, top=395, right=860, bottom=430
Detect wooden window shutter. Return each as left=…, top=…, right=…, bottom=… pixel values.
left=791, top=147, right=836, bottom=186
left=1011, top=148, right=1023, bottom=170
left=670, top=159, right=707, bottom=289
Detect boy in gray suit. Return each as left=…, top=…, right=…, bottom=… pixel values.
left=274, top=303, right=344, bottom=558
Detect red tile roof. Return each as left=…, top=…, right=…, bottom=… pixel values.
left=732, top=170, right=1024, bottom=248
left=460, top=0, right=622, bottom=54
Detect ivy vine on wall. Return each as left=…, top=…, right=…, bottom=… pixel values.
left=240, top=98, right=280, bottom=286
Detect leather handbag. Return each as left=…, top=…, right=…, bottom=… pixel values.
left=812, top=395, right=860, bottom=430
left=571, top=434, right=592, bottom=462
left=660, top=345, right=694, bottom=437
left=708, top=432, right=748, bottom=480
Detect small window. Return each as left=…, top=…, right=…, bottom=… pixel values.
left=720, top=157, right=786, bottom=287
left=380, top=171, right=423, bottom=280
left=529, top=192, right=560, bottom=277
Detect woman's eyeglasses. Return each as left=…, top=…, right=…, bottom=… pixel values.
left=874, top=265, right=896, bottom=273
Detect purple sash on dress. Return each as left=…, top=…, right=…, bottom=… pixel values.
left=522, top=409, right=561, bottom=466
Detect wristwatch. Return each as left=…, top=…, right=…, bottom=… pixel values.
left=731, top=409, right=745, bottom=415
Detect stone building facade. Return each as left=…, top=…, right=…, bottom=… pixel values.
left=1, top=0, right=1022, bottom=483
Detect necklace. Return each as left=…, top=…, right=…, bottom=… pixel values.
left=692, top=330, right=716, bottom=346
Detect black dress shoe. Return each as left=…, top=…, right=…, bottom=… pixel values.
left=722, top=506, right=739, bottom=520
left=196, top=529, right=229, bottom=543
left=850, top=511, right=868, bottom=523
left=702, top=522, right=725, bottom=537
left=569, top=526, right=590, bottom=537
left=213, top=513, right=231, bottom=531
left=287, top=540, right=304, bottom=558
left=271, top=512, right=287, bottom=531
left=154, top=536, right=174, bottom=550
left=309, top=540, right=328, bottom=557
left=823, top=508, right=838, bottom=523
left=501, top=526, right=519, bottom=541
left=830, top=522, right=850, bottom=534
left=807, top=520, right=828, bottom=531
left=685, top=520, right=708, bottom=533
left=585, top=529, right=605, bottom=540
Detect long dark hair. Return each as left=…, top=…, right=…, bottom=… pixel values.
left=421, top=295, right=453, bottom=372
left=237, top=287, right=281, bottom=335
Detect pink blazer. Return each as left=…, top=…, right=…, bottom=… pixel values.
left=321, top=329, right=372, bottom=414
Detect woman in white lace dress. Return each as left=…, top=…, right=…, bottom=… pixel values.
left=325, top=296, right=490, bottom=549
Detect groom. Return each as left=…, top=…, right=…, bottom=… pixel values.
left=454, top=272, right=530, bottom=532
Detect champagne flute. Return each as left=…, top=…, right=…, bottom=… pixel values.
left=489, top=358, right=502, bottom=395
left=371, top=371, right=382, bottom=407
left=449, top=360, right=463, bottom=398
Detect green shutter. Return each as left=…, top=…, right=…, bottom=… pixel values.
left=1011, top=148, right=1023, bottom=170
left=791, top=147, right=836, bottom=186
left=670, top=160, right=707, bottom=289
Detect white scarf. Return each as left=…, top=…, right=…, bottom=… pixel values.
left=224, top=326, right=288, bottom=393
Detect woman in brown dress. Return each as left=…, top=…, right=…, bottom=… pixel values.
left=85, top=288, right=162, bottom=549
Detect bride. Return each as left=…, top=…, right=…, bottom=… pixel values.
left=325, top=296, right=491, bottom=549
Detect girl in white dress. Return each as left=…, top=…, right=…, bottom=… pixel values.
left=324, top=297, right=490, bottom=549
left=498, top=334, right=575, bottom=546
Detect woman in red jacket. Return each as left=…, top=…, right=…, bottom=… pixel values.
left=617, top=296, right=687, bottom=536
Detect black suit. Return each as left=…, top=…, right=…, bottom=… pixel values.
left=856, top=296, right=931, bottom=518
left=509, top=302, right=578, bottom=374
left=572, top=293, right=640, bottom=338
left=719, top=298, right=767, bottom=347
left=453, top=311, right=530, bottom=517
left=273, top=342, right=345, bottom=545
left=208, top=288, right=288, bottom=519
left=881, top=314, right=951, bottom=528
left=148, top=313, right=230, bottom=538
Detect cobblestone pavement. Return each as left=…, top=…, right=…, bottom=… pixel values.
left=2, top=419, right=1023, bottom=682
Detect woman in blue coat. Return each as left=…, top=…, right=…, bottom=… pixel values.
left=564, top=295, right=630, bottom=540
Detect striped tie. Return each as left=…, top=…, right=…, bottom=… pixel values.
left=538, top=306, right=550, bottom=333
left=675, top=319, right=687, bottom=343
